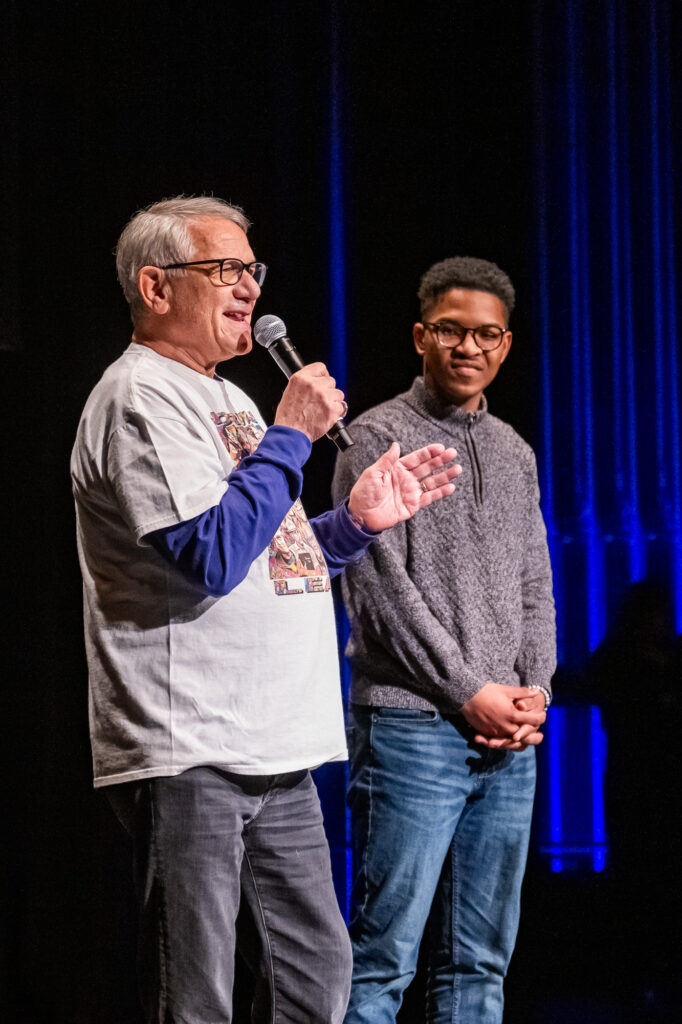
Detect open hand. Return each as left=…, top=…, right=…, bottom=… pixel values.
left=347, top=442, right=461, bottom=532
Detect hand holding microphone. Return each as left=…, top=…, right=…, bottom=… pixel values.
left=253, top=315, right=354, bottom=451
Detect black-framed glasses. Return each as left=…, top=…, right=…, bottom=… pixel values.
left=161, top=257, right=268, bottom=287
left=422, top=320, right=508, bottom=352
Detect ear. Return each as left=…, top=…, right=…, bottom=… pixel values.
left=137, top=266, right=172, bottom=316
left=498, top=330, right=513, bottom=365
left=413, top=322, right=426, bottom=356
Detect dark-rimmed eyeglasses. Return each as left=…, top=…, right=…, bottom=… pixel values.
left=161, top=257, right=268, bottom=287
left=422, top=320, right=508, bottom=352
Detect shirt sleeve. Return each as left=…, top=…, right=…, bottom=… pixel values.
left=309, top=502, right=379, bottom=579
left=145, top=425, right=312, bottom=596
left=331, top=424, right=485, bottom=710
left=512, top=450, right=557, bottom=694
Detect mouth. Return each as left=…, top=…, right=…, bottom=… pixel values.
left=224, top=309, right=251, bottom=324
left=450, top=361, right=483, bottom=375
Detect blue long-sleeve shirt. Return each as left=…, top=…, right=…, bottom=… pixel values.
left=146, top=425, right=377, bottom=596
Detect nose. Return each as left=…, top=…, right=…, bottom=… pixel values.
left=454, top=328, right=480, bottom=355
left=234, top=270, right=261, bottom=301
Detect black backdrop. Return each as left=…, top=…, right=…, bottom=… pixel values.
left=1, top=2, right=604, bottom=1021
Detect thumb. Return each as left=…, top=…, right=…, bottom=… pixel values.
left=375, top=442, right=401, bottom=469
left=500, top=686, right=534, bottom=701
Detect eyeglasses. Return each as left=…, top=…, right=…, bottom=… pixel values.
left=161, top=257, right=268, bottom=287
left=422, top=320, right=508, bottom=352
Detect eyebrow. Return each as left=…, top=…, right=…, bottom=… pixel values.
left=432, top=318, right=506, bottom=328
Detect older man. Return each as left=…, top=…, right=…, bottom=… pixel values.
left=332, top=257, right=556, bottom=1023
left=70, top=197, right=461, bottom=1024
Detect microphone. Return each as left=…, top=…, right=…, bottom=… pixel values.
left=253, top=314, right=354, bottom=452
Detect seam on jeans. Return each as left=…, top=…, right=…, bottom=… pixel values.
left=356, top=713, right=376, bottom=919
left=477, top=748, right=512, bottom=781
left=450, top=839, right=461, bottom=1023
left=148, top=783, right=170, bottom=1024
left=373, top=707, right=439, bottom=723
left=242, top=847, right=278, bottom=1024
left=242, top=771, right=300, bottom=828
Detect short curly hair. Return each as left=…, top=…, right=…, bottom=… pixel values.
left=417, top=256, right=515, bottom=321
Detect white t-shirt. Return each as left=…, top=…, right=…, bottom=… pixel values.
left=71, top=344, right=346, bottom=787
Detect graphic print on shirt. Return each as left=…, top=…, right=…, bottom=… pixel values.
left=211, top=411, right=330, bottom=595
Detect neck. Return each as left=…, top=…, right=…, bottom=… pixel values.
left=423, top=372, right=483, bottom=414
left=132, top=332, right=217, bottom=377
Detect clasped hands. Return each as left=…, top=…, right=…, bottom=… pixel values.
left=460, top=684, right=547, bottom=750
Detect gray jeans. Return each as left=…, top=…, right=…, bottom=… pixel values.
left=107, top=767, right=352, bottom=1024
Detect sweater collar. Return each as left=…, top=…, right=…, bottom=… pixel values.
left=404, top=376, right=488, bottom=426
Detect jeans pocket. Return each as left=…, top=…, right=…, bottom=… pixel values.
left=373, top=707, right=439, bottom=723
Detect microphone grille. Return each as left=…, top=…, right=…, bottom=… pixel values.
left=253, top=314, right=287, bottom=349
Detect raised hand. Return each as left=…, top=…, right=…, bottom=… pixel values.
left=347, top=442, right=462, bottom=532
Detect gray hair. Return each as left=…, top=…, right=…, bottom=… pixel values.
left=417, top=256, right=515, bottom=321
left=115, top=195, right=251, bottom=322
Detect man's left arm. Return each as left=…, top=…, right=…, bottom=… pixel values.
left=514, top=450, right=557, bottom=696
left=476, top=450, right=556, bottom=750
left=309, top=503, right=378, bottom=578
left=312, top=442, right=461, bottom=577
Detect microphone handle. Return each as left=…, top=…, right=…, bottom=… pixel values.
left=269, top=336, right=354, bottom=452
left=268, top=336, right=305, bottom=378
left=326, top=420, right=354, bottom=453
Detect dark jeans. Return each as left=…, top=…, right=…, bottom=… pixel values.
left=108, top=766, right=352, bottom=1024
left=345, top=706, right=536, bottom=1024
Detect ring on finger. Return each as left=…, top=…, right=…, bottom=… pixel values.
left=420, top=479, right=428, bottom=493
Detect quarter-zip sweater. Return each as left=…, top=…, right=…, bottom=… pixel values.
left=331, top=376, right=556, bottom=712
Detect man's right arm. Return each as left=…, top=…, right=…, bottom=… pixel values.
left=146, top=425, right=311, bottom=596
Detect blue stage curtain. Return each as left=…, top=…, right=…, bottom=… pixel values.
left=532, top=0, right=681, bottom=871
left=533, top=0, right=681, bottom=659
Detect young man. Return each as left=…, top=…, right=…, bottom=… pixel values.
left=332, top=257, right=556, bottom=1023
left=70, top=197, right=462, bottom=1024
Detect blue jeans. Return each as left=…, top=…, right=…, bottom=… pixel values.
left=345, top=706, right=536, bottom=1024
left=108, top=766, right=352, bottom=1024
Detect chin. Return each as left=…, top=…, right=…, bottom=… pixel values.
left=237, top=332, right=253, bottom=355
left=224, top=331, right=252, bottom=358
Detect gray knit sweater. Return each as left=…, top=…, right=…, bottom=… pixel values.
left=331, top=376, right=556, bottom=712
